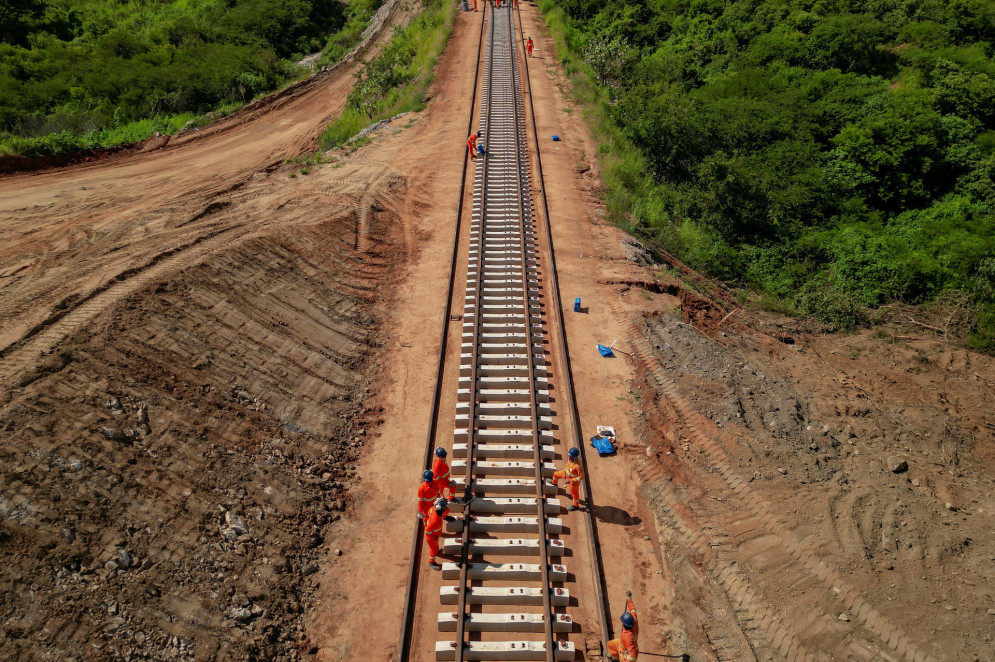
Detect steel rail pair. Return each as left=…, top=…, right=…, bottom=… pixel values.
left=397, top=3, right=611, bottom=660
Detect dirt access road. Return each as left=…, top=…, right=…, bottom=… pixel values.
left=2, top=1, right=994, bottom=661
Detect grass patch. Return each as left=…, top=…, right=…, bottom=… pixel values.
left=535, top=0, right=677, bottom=249
left=320, top=0, right=456, bottom=151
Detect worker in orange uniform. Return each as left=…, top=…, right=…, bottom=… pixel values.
left=552, top=447, right=584, bottom=511
left=607, top=591, right=638, bottom=661
left=433, top=447, right=457, bottom=501
left=472, top=0, right=477, bottom=10
left=467, top=130, right=482, bottom=160
left=526, top=36, right=534, bottom=57
left=417, top=469, right=440, bottom=520
left=425, top=498, right=454, bottom=569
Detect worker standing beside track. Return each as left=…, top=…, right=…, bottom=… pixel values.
left=417, top=469, right=439, bottom=520
left=432, top=446, right=457, bottom=501
left=425, top=498, right=454, bottom=570
left=526, top=36, right=533, bottom=57
left=552, top=447, right=584, bottom=511
left=607, top=591, right=639, bottom=661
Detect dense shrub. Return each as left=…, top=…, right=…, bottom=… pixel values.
left=540, top=0, right=995, bottom=350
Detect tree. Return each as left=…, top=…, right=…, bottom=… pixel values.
left=0, top=0, right=44, bottom=46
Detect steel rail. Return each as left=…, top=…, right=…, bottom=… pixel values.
left=453, top=5, right=497, bottom=660
left=514, top=3, right=614, bottom=654
left=506, top=3, right=556, bottom=659
left=395, top=5, right=488, bottom=660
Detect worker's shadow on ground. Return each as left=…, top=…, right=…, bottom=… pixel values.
left=589, top=504, right=640, bottom=526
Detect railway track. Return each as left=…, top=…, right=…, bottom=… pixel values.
left=397, top=4, right=608, bottom=660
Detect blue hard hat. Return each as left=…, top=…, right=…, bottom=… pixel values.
left=423, top=470, right=434, bottom=482
left=435, top=498, right=448, bottom=513
left=568, top=447, right=580, bottom=459
left=435, top=447, right=447, bottom=458
left=620, top=611, right=635, bottom=630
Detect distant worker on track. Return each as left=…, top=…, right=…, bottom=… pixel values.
left=425, top=498, right=455, bottom=570
left=552, top=447, right=584, bottom=511
left=417, top=469, right=440, bottom=520
left=433, top=446, right=457, bottom=501
left=526, top=36, right=534, bottom=57
left=467, top=131, right=483, bottom=160
left=607, top=591, right=639, bottom=662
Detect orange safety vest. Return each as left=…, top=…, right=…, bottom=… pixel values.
left=620, top=598, right=638, bottom=661
left=418, top=481, right=439, bottom=517
left=564, top=460, right=583, bottom=484
left=432, top=456, right=451, bottom=482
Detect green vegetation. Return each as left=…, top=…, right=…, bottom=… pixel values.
left=538, top=0, right=995, bottom=349
left=320, top=0, right=455, bottom=150
left=0, top=0, right=382, bottom=156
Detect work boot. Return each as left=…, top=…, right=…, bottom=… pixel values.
left=429, top=561, right=442, bottom=570
left=566, top=505, right=576, bottom=511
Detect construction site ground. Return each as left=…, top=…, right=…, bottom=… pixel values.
left=1, top=2, right=993, bottom=661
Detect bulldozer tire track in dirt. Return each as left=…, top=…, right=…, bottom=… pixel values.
left=610, top=295, right=937, bottom=662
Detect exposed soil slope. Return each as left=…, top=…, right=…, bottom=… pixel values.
left=0, top=3, right=419, bottom=660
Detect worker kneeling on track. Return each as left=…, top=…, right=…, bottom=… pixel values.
left=607, top=591, right=639, bottom=661
left=432, top=446, right=458, bottom=502
left=425, top=498, right=455, bottom=570
left=417, top=469, right=440, bottom=521
left=467, top=130, right=483, bottom=160
left=551, top=447, right=585, bottom=511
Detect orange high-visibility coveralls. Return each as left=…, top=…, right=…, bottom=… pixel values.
left=552, top=459, right=584, bottom=508
left=526, top=38, right=533, bottom=57
left=433, top=456, right=454, bottom=499
left=424, top=508, right=446, bottom=564
left=472, top=0, right=477, bottom=10
left=467, top=132, right=479, bottom=159
left=607, top=598, right=639, bottom=661
left=424, top=501, right=450, bottom=563
left=418, top=480, right=440, bottom=519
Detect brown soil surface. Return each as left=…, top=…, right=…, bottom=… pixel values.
left=2, top=2, right=993, bottom=662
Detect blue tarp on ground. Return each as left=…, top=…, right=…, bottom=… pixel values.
left=590, top=434, right=616, bottom=455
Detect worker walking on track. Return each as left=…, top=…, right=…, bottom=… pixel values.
left=607, top=591, right=639, bottom=661
left=552, top=447, right=585, bottom=511
left=526, top=36, right=534, bottom=57
left=417, top=469, right=440, bottom=520
left=432, top=446, right=457, bottom=501
left=425, top=498, right=454, bottom=570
